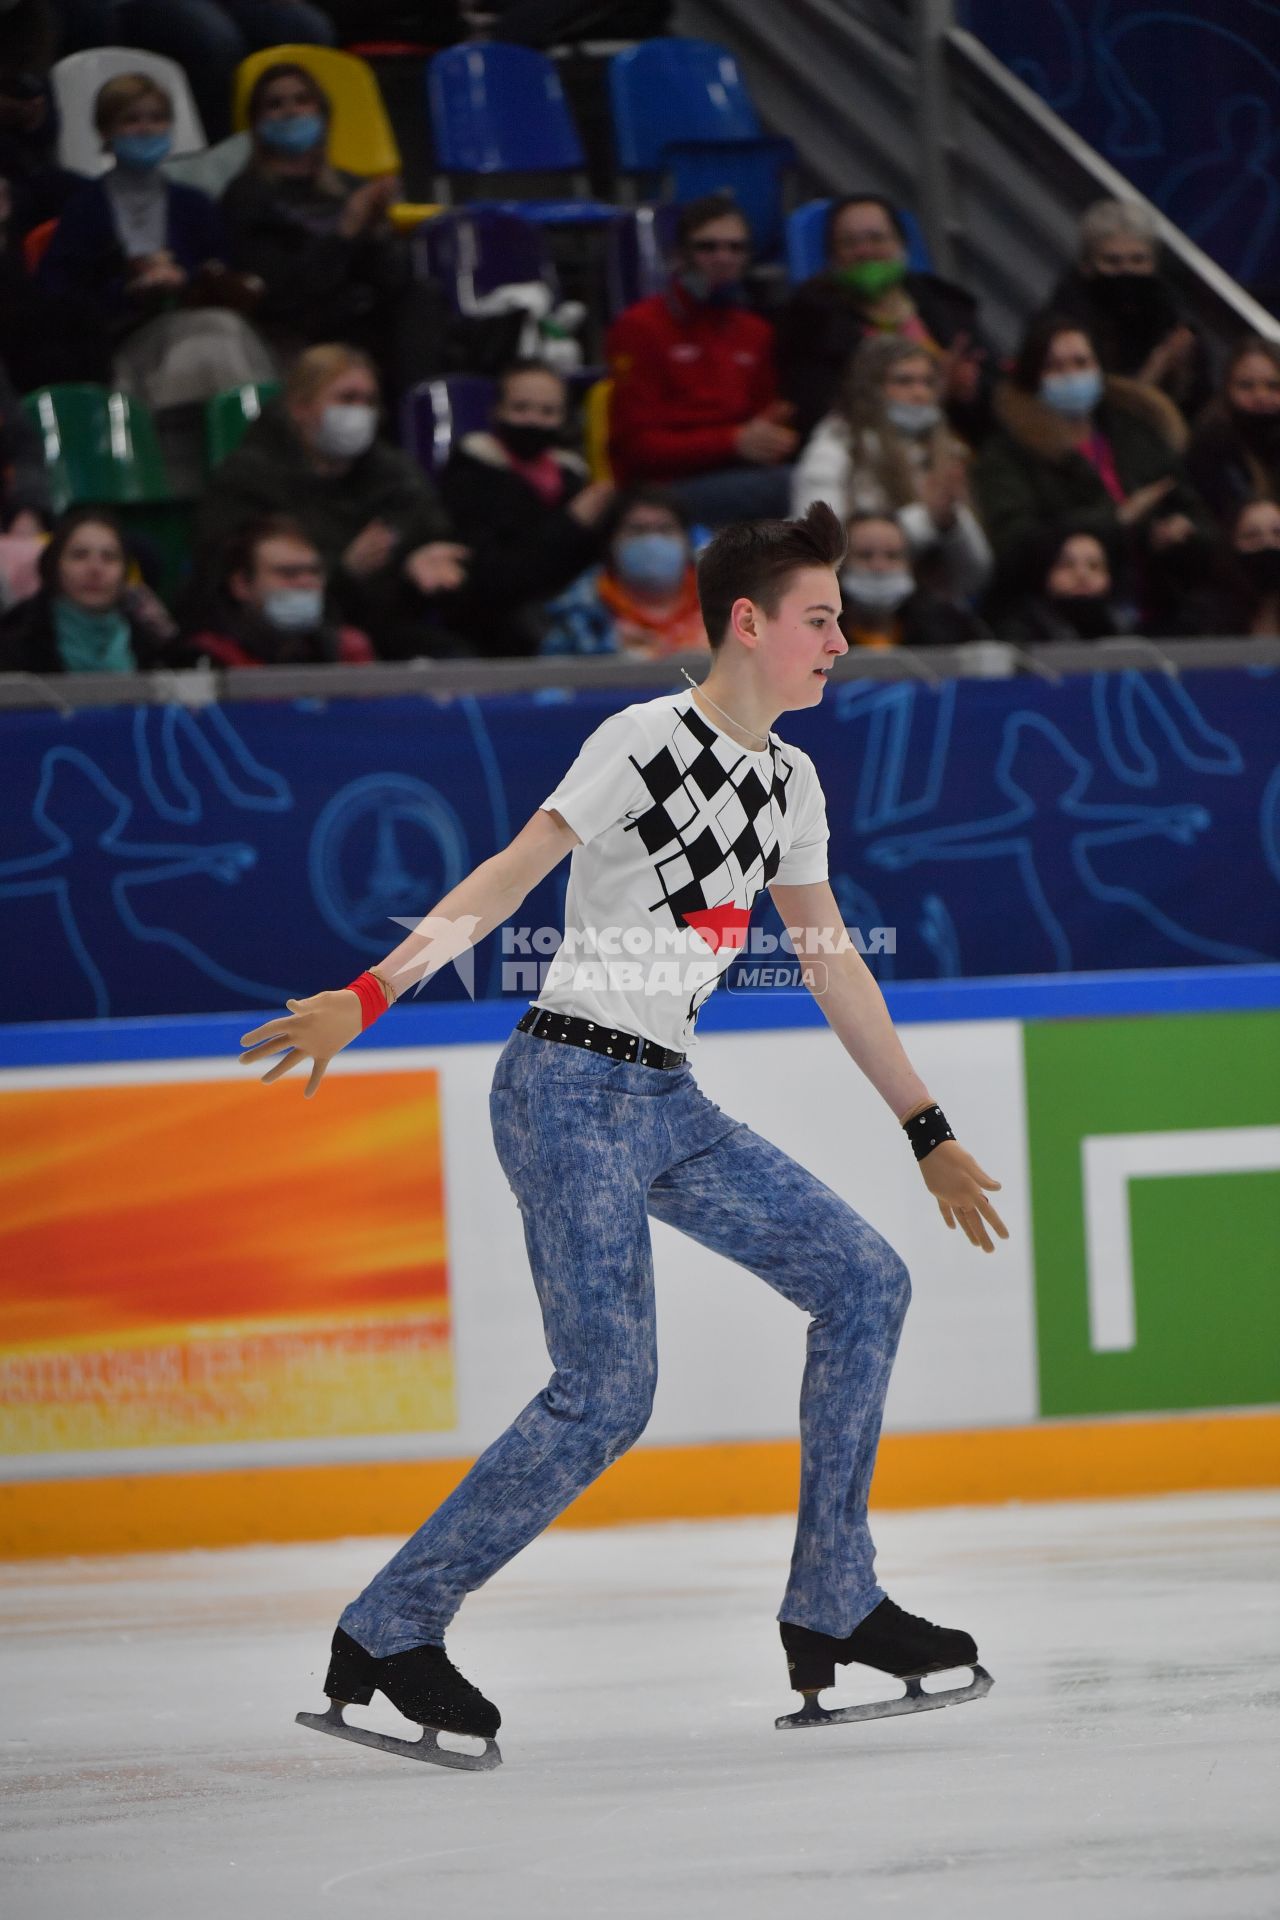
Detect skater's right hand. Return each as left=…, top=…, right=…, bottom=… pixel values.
left=239, top=989, right=365, bottom=1098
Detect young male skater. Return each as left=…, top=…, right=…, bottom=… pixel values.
left=241, top=502, right=1007, bottom=1770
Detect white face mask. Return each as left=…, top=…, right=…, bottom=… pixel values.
left=885, top=399, right=942, bottom=436
left=313, top=402, right=378, bottom=460
left=841, top=568, right=914, bottom=611
left=262, top=587, right=324, bottom=631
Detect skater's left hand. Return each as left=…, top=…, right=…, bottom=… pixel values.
left=919, top=1142, right=1008, bottom=1252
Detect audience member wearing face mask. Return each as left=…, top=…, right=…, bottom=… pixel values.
left=39, top=73, right=274, bottom=404
left=1186, top=338, right=1280, bottom=530
left=541, top=490, right=708, bottom=658
left=995, top=526, right=1137, bottom=643
left=973, top=311, right=1212, bottom=613
left=837, top=512, right=989, bottom=651
left=439, top=360, right=615, bottom=656
left=1049, top=198, right=1209, bottom=420
left=792, top=335, right=991, bottom=604
left=198, top=343, right=470, bottom=658
left=220, top=64, right=447, bottom=399
left=606, top=193, right=797, bottom=526
left=776, top=193, right=992, bottom=446
left=1226, top=498, right=1280, bottom=638
left=186, top=514, right=374, bottom=667
left=0, top=505, right=185, bottom=674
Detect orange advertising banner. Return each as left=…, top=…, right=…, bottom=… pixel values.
left=0, top=1069, right=455, bottom=1456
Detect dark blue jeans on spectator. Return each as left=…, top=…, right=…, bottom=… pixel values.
left=60, top=1, right=335, bottom=142
left=663, top=464, right=793, bottom=529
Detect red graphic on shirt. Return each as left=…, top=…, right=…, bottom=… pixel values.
left=682, top=906, right=752, bottom=954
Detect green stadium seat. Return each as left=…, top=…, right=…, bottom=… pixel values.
left=21, top=385, right=174, bottom=513
left=206, top=382, right=282, bottom=467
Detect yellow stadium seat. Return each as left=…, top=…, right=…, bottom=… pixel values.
left=232, top=45, right=401, bottom=178
left=584, top=378, right=613, bottom=484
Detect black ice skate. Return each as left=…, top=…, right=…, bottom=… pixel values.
left=296, top=1627, right=502, bottom=1771
left=776, top=1598, right=993, bottom=1731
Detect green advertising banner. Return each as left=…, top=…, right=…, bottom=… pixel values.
left=1024, top=1012, right=1280, bottom=1417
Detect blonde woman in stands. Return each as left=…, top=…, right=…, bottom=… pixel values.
left=792, top=335, right=992, bottom=605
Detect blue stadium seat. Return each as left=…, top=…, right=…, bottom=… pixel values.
left=608, top=39, right=791, bottom=258
left=427, top=42, right=616, bottom=226
left=785, top=198, right=935, bottom=284
left=413, top=206, right=557, bottom=314
left=400, top=375, right=495, bottom=478
left=609, top=38, right=762, bottom=173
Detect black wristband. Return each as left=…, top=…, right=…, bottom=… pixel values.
left=904, top=1104, right=955, bottom=1162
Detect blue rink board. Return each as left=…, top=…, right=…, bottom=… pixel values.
left=3, top=965, right=1277, bottom=1070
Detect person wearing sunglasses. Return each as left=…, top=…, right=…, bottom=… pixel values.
left=607, top=192, right=798, bottom=526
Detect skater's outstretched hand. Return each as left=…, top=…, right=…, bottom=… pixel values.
left=919, top=1141, right=1007, bottom=1253
left=239, top=989, right=365, bottom=1098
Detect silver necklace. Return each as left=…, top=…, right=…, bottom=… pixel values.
left=679, top=668, right=771, bottom=748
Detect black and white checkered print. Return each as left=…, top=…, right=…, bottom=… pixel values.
left=625, top=704, right=796, bottom=926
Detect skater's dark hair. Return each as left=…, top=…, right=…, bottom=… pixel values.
left=696, top=502, right=847, bottom=649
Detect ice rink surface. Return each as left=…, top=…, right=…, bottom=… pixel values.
left=3, top=1491, right=1277, bottom=1920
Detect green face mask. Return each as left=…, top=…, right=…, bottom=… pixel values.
left=837, top=256, right=907, bottom=299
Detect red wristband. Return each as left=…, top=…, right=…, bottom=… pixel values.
left=345, top=971, right=389, bottom=1030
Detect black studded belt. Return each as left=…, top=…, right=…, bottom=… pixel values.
left=516, top=1007, right=687, bottom=1070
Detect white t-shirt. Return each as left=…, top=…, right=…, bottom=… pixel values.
left=536, top=691, right=830, bottom=1053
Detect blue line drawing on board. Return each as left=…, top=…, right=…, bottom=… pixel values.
left=865, top=711, right=1272, bottom=968
left=969, top=0, right=1089, bottom=113
left=1158, top=95, right=1280, bottom=284
left=460, top=695, right=513, bottom=995
left=1091, top=670, right=1244, bottom=787
left=919, top=892, right=961, bottom=976
left=309, top=773, right=469, bottom=959
left=132, top=705, right=294, bottom=823
left=0, top=747, right=280, bottom=1016
left=830, top=872, right=894, bottom=980
left=1261, top=763, right=1280, bottom=887
left=833, top=680, right=955, bottom=834
left=1093, top=0, right=1166, bottom=158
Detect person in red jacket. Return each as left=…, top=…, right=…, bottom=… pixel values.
left=607, top=193, right=798, bottom=525
left=187, top=515, right=375, bottom=666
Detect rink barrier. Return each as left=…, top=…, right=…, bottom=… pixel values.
left=2, top=1410, right=1278, bottom=1558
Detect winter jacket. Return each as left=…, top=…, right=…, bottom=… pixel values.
left=186, top=602, right=374, bottom=668
left=40, top=175, right=226, bottom=341
left=439, top=431, right=603, bottom=654
left=775, top=269, right=993, bottom=445
left=1185, top=414, right=1280, bottom=530
left=197, top=402, right=454, bottom=639
left=606, top=279, right=777, bottom=483
left=0, top=593, right=186, bottom=674
left=972, top=375, right=1205, bottom=591
left=1048, top=266, right=1210, bottom=420
left=840, top=588, right=991, bottom=651
left=792, top=413, right=992, bottom=600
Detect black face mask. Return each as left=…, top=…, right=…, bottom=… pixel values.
left=1090, top=271, right=1178, bottom=329
left=1237, top=546, right=1280, bottom=595
left=1046, top=593, right=1120, bottom=640
left=1230, top=408, right=1280, bottom=460
left=493, top=420, right=561, bottom=461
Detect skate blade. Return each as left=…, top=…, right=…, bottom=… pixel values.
left=775, top=1664, right=993, bottom=1731
left=296, top=1701, right=502, bottom=1771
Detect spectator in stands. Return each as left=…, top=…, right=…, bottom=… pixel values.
left=59, top=1, right=337, bottom=145
left=439, top=359, right=614, bottom=655
left=39, top=73, right=275, bottom=404
left=0, top=352, right=50, bottom=533
left=1186, top=337, right=1280, bottom=528
left=198, top=343, right=470, bottom=659
left=221, top=63, right=448, bottom=399
left=792, top=335, right=991, bottom=604
left=972, top=312, right=1210, bottom=609
left=186, top=514, right=374, bottom=666
left=776, top=193, right=991, bottom=446
left=541, top=488, right=708, bottom=657
left=994, top=525, right=1136, bottom=643
left=1223, top=497, right=1280, bottom=637
left=0, top=0, right=76, bottom=230
left=606, top=193, right=796, bottom=526
left=1050, top=198, right=1209, bottom=421
left=838, top=511, right=989, bottom=651
left=0, top=505, right=184, bottom=672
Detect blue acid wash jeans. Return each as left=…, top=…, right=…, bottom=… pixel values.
left=340, top=1026, right=911, bottom=1656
